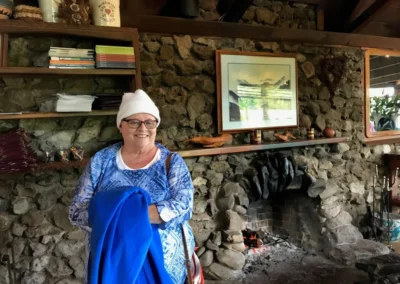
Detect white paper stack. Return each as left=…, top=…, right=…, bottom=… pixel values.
left=55, top=94, right=97, bottom=112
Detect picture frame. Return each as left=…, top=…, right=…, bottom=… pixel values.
left=216, top=50, right=299, bottom=133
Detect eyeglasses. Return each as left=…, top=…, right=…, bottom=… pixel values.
left=122, top=119, right=158, bottom=129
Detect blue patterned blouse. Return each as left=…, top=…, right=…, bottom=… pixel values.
left=69, top=142, right=195, bottom=284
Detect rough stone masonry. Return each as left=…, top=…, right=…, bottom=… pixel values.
left=0, top=0, right=397, bottom=283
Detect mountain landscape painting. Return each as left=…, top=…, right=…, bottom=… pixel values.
left=217, top=51, right=298, bottom=132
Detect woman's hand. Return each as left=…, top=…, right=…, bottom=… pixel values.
left=148, top=205, right=162, bottom=224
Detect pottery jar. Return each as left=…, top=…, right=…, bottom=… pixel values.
left=90, top=0, right=120, bottom=27
left=323, top=127, right=335, bottom=138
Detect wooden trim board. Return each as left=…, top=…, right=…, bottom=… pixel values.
left=23, top=137, right=350, bottom=174
left=178, top=137, right=350, bottom=157
left=125, top=15, right=400, bottom=50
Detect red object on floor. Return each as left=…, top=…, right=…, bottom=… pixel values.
left=193, top=247, right=205, bottom=284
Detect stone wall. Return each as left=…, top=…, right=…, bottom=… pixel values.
left=116, top=33, right=396, bottom=277
left=198, top=0, right=317, bottom=30
left=0, top=17, right=396, bottom=284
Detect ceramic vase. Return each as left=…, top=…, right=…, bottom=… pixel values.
left=39, top=0, right=62, bottom=22
left=90, top=0, right=120, bottom=27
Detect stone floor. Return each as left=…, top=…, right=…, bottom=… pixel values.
left=206, top=240, right=371, bottom=284
left=391, top=241, right=400, bottom=254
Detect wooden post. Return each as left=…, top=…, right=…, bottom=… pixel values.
left=2, top=33, right=8, bottom=67
left=317, top=1, right=325, bottom=31
left=0, top=34, right=3, bottom=68
left=132, top=29, right=142, bottom=90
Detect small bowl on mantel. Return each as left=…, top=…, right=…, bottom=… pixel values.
left=0, top=0, right=14, bottom=19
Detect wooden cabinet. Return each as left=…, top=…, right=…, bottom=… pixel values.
left=0, top=21, right=142, bottom=120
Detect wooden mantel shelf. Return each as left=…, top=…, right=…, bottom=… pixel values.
left=38, top=158, right=91, bottom=170
left=31, top=137, right=350, bottom=172
left=178, top=137, right=350, bottom=158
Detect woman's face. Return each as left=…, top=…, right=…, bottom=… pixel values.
left=119, top=113, right=157, bottom=149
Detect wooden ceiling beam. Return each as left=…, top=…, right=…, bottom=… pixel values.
left=123, top=15, right=400, bottom=50
left=356, top=21, right=400, bottom=37
left=346, top=0, right=391, bottom=33
left=289, top=0, right=321, bottom=4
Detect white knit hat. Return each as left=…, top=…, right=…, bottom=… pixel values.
left=116, top=89, right=160, bottom=128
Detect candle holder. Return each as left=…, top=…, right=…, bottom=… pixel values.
left=250, top=130, right=262, bottom=145
left=307, top=128, right=314, bottom=139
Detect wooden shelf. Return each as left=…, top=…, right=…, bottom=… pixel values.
left=0, top=110, right=118, bottom=119
left=178, top=137, right=351, bottom=158
left=0, top=22, right=142, bottom=89
left=0, top=21, right=136, bottom=41
left=38, top=158, right=90, bottom=171
left=0, top=67, right=136, bottom=76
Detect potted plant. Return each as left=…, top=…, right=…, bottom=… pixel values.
left=370, top=95, right=398, bottom=131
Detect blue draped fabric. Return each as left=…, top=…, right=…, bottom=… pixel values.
left=88, top=186, right=173, bottom=284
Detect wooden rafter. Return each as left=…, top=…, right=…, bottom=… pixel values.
left=221, top=0, right=254, bottom=22
left=347, top=0, right=375, bottom=23
left=346, top=0, right=391, bottom=32
left=323, top=0, right=361, bottom=32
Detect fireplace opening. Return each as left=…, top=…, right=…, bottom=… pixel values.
left=246, top=191, right=323, bottom=253
left=204, top=150, right=392, bottom=282
left=238, top=150, right=320, bottom=250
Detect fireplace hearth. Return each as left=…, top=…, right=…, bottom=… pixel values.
left=199, top=151, right=392, bottom=281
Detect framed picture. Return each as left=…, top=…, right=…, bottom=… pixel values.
left=216, top=50, right=299, bottom=133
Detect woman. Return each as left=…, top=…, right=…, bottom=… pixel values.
left=69, top=89, right=195, bottom=284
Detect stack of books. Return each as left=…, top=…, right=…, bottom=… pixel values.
left=55, top=93, right=97, bottom=112
left=95, top=45, right=135, bottom=69
left=49, top=47, right=95, bottom=69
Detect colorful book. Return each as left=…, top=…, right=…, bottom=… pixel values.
left=50, top=60, right=95, bottom=65
left=51, top=56, right=95, bottom=61
left=96, top=63, right=135, bottom=69
left=95, top=45, right=134, bottom=55
left=50, top=47, right=94, bottom=52
left=49, top=65, right=95, bottom=69
left=49, top=47, right=95, bottom=57
left=96, top=55, right=135, bottom=61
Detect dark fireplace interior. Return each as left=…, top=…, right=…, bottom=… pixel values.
left=246, top=191, right=323, bottom=252
left=237, top=150, right=323, bottom=251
